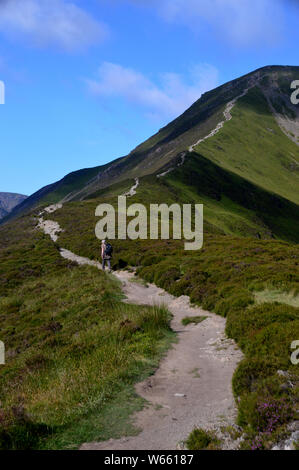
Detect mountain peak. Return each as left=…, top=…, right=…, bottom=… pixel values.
left=3, top=65, right=298, bottom=223
left=0, top=192, right=28, bottom=220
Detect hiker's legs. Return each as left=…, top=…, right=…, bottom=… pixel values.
left=107, top=259, right=111, bottom=271
left=102, top=259, right=106, bottom=270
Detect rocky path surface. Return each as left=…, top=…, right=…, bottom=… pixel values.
left=37, top=217, right=61, bottom=242
left=81, top=271, right=243, bottom=450
left=38, top=205, right=243, bottom=450
left=188, top=73, right=265, bottom=153
left=157, top=73, right=266, bottom=179
left=122, top=178, right=139, bottom=197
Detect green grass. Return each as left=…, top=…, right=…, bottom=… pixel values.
left=1, top=211, right=298, bottom=450
left=44, top=191, right=299, bottom=447
left=189, top=368, right=200, bottom=378
left=0, top=217, right=175, bottom=449
left=1, top=65, right=299, bottom=449
left=130, top=277, right=149, bottom=288
left=164, top=153, right=299, bottom=243
left=5, top=66, right=298, bottom=222
left=40, top=165, right=106, bottom=205
left=182, top=316, right=207, bottom=326
left=194, top=86, right=299, bottom=205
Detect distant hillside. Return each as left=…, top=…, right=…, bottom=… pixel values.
left=0, top=65, right=298, bottom=450
left=3, top=65, right=299, bottom=241
left=0, top=192, right=27, bottom=220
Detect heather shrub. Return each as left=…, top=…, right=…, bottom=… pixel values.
left=186, top=428, right=220, bottom=450
left=232, top=358, right=280, bottom=397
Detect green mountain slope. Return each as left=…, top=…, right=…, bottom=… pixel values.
left=193, top=86, right=299, bottom=205
left=2, top=163, right=113, bottom=221
left=4, top=65, right=299, bottom=225
left=164, top=152, right=299, bottom=242
left=0, top=213, right=173, bottom=449
left=1, top=65, right=299, bottom=449
left=31, top=173, right=299, bottom=450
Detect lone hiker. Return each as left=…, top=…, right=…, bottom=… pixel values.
left=101, top=239, right=113, bottom=271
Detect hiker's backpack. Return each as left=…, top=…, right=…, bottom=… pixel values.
left=105, top=243, right=113, bottom=257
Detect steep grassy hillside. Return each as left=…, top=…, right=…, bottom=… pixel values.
left=49, top=210, right=299, bottom=449
left=43, top=177, right=299, bottom=449
left=0, top=215, right=174, bottom=449
left=45, top=154, right=299, bottom=251
left=3, top=164, right=111, bottom=222
left=193, top=87, right=299, bottom=205
left=1, top=64, right=299, bottom=450
left=4, top=65, right=298, bottom=222
left=164, top=153, right=299, bottom=242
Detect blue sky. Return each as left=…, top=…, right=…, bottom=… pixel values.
left=0, top=0, right=298, bottom=195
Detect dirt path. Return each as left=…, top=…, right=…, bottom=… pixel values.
left=188, top=72, right=266, bottom=153
left=122, top=178, right=139, bottom=197
left=38, top=206, right=243, bottom=450
left=81, top=271, right=243, bottom=450
left=37, top=217, right=61, bottom=242
left=157, top=73, right=266, bottom=179
left=157, top=152, right=186, bottom=178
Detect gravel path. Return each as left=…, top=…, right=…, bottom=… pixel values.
left=122, top=178, right=139, bottom=197
left=37, top=217, right=61, bottom=242
left=38, top=205, right=243, bottom=450
left=188, top=73, right=265, bottom=153
left=157, top=73, right=266, bottom=180
left=81, top=271, right=243, bottom=450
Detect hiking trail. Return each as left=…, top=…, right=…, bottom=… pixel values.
left=157, top=73, right=266, bottom=179
left=122, top=178, right=139, bottom=197
left=188, top=72, right=266, bottom=153
left=37, top=205, right=243, bottom=450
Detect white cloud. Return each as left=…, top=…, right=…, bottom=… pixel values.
left=0, top=0, right=108, bottom=51
left=128, top=0, right=284, bottom=46
left=86, top=62, right=219, bottom=121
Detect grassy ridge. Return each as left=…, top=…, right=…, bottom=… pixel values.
left=194, top=87, right=299, bottom=205
left=0, top=217, right=174, bottom=449
left=164, top=153, right=299, bottom=242
left=43, top=170, right=299, bottom=265
left=1, top=186, right=298, bottom=449
left=5, top=66, right=298, bottom=223
left=46, top=190, right=299, bottom=448
left=133, top=240, right=299, bottom=449
left=1, top=64, right=299, bottom=450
